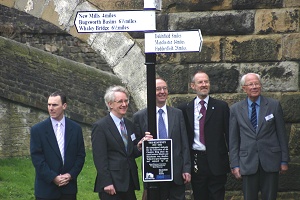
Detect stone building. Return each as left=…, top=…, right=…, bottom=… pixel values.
left=0, top=0, right=299, bottom=199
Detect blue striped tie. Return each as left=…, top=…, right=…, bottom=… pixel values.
left=251, top=102, right=257, bottom=130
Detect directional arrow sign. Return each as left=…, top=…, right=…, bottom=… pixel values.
left=74, top=11, right=156, bottom=33
left=145, top=30, right=203, bottom=53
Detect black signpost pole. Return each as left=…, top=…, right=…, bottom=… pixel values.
left=145, top=52, right=160, bottom=199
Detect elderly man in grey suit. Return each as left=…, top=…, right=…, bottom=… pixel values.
left=229, top=73, right=290, bottom=200
left=133, top=77, right=191, bottom=200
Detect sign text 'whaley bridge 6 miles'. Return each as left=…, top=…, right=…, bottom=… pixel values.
left=74, top=11, right=156, bottom=33
left=145, top=30, right=203, bottom=53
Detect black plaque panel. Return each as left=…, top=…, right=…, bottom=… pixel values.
left=142, top=139, right=173, bottom=182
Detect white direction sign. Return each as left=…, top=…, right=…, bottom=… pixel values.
left=74, top=11, right=156, bottom=33
left=145, top=30, right=203, bottom=53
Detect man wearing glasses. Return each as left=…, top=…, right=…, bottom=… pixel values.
left=133, top=77, right=191, bottom=200
left=229, top=73, right=290, bottom=200
left=91, top=85, right=152, bottom=200
left=178, top=71, right=230, bottom=200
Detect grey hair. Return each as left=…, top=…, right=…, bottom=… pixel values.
left=104, top=85, right=129, bottom=111
left=240, top=73, right=261, bottom=86
left=191, top=70, right=208, bottom=83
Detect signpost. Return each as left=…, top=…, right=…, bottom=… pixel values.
left=74, top=10, right=156, bottom=33
left=74, top=1, right=202, bottom=199
left=145, top=30, right=203, bottom=53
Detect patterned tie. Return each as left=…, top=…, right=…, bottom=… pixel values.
left=251, top=102, right=257, bottom=130
left=120, top=120, right=128, bottom=150
left=158, top=109, right=167, bottom=139
left=56, top=122, right=64, bottom=163
left=199, top=100, right=206, bottom=145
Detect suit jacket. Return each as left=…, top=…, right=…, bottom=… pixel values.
left=229, top=95, right=290, bottom=175
left=133, top=106, right=191, bottom=185
left=30, top=117, right=86, bottom=199
left=91, top=114, right=141, bottom=192
left=178, top=97, right=230, bottom=176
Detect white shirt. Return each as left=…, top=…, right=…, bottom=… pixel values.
left=193, top=96, right=209, bottom=151
left=156, top=105, right=168, bottom=139
left=51, top=116, right=66, bottom=140
left=110, top=112, right=125, bottom=137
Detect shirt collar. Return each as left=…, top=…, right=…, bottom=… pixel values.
left=195, top=96, right=209, bottom=105
left=247, top=96, right=261, bottom=107
left=156, top=105, right=167, bottom=114
left=110, top=112, right=123, bottom=125
left=51, top=116, right=66, bottom=128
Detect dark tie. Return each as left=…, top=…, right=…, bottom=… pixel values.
left=251, top=102, right=257, bottom=130
left=158, top=109, right=167, bottom=139
left=199, top=100, right=206, bottom=145
left=120, top=120, right=128, bottom=150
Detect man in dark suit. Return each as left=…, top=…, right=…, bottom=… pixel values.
left=178, top=71, right=230, bottom=200
left=91, top=85, right=152, bottom=200
left=30, top=91, right=86, bottom=200
left=229, top=73, right=290, bottom=200
left=133, top=77, right=191, bottom=200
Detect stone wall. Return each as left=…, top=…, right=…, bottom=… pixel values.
left=0, top=5, right=112, bottom=72
left=0, top=0, right=299, bottom=198
left=0, top=36, right=138, bottom=157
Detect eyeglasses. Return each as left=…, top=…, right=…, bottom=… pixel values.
left=244, top=83, right=261, bottom=88
left=156, top=86, right=168, bottom=91
left=114, top=99, right=129, bottom=104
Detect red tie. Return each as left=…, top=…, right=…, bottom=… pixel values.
left=199, top=100, right=206, bottom=145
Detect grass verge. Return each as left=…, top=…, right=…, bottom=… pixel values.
left=0, top=149, right=143, bottom=200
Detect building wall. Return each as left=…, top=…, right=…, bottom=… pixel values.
left=0, top=0, right=299, bottom=198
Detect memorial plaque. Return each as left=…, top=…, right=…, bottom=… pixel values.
left=142, top=139, right=173, bottom=182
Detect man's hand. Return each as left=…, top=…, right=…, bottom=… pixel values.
left=53, top=173, right=72, bottom=186
left=104, top=184, right=116, bottom=195
left=280, top=164, right=288, bottom=174
left=231, top=167, right=242, bottom=179
left=182, top=173, right=191, bottom=184
left=137, top=132, right=153, bottom=150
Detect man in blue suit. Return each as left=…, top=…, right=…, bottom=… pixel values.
left=30, top=91, right=86, bottom=200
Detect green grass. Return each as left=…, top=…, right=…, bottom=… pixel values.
left=0, top=150, right=143, bottom=200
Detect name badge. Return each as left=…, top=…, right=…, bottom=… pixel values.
left=131, top=133, right=136, bottom=141
left=197, top=113, right=203, bottom=120
left=265, top=114, right=274, bottom=121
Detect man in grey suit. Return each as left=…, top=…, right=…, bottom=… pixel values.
left=133, top=77, right=191, bottom=200
left=229, top=73, right=290, bottom=200
left=91, top=85, right=152, bottom=200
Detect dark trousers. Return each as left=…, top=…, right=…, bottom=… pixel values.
left=158, top=181, right=186, bottom=200
left=99, top=188, right=136, bottom=200
left=36, top=194, right=76, bottom=200
left=242, top=163, right=279, bottom=200
left=98, top=175, right=137, bottom=200
left=191, top=153, right=227, bottom=200
left=143, top=181, right=185, bottom=200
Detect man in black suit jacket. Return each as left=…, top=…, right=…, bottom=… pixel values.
left=91, top=85, right=152, bottom=200
left=30, top=91, right=86, bottom=200
left=178, top=71, right=230, bottom=200
left=133, top=78, right=191, bottom=200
